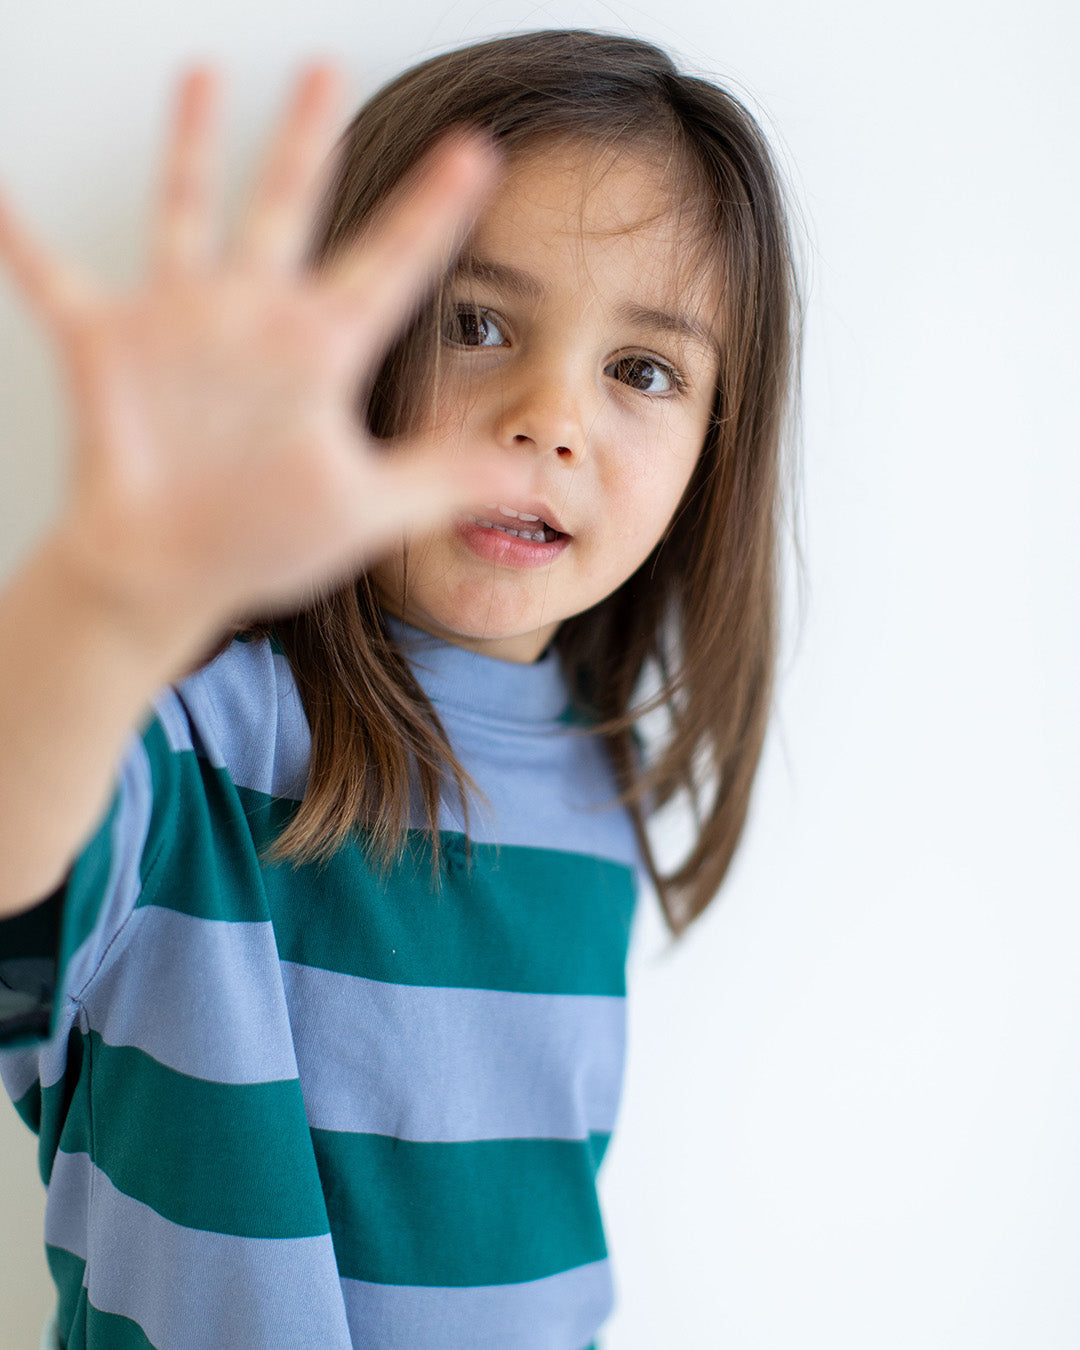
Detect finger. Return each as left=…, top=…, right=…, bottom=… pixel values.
left=233, top=63, right=344, bottom=273
left=0, top=185, right=100, bottom=326
left=150, top=65, right=222, bottom=278
left=316, top=131, right=500, bottom=352
left=351, top=441, right=530, bottom=556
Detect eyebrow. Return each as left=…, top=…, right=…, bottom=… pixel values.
left=450, top=256, right=721, bottom=361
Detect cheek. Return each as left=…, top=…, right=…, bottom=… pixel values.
left=368, top=547, right=407, bottom=604
left=611, top=434, right=702, bottom=532
left=603, top=448, right=702, bottom=569
left=425, top=358, right=487, bottom=437
left=598, top=475, right=692, bottom=577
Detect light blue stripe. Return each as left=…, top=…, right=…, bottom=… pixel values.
left=166, top=636, right=638, bottom=867
left=172, top=640, right=310, bottom=799
left=149, top=686, right=195, bottom=755
left=387, top=617, right=638, bottom=865
left=340, top=1258, right=612, bottom=1350
left=38, top=1308, right=60, bottom=1350
left=81, top=907, right=299, bottom=1085
left=0, top=1039, right=41, bottom=1102
left=45, top=1149, right=352, bottom=1349
left=282, top=959, right=626, bottom=1141
left=63, top=732, right=155, bottom=1009
left=1, top=732, right=154, bottom=1096
left=43, top=1148, right=90, bottom=1258
left=29, top=990, right=84, bottom=1096
left=70, top=902, right=625, bottom=1140
left=9, top=730, right=160, bottom=1095
left=423, top=718, right=640, bottom=865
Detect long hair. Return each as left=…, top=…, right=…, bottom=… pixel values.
left=212, top=29, right=802, bottom=935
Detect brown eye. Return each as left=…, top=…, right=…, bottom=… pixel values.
left=606, top=355, right=679, bottom=394
left=442, top=305, right=506, bottom=348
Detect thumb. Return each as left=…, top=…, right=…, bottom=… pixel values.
left=358, top=445, right=532, bottom=549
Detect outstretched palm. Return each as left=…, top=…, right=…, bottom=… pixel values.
left=0, top=65, right=515, bottom=646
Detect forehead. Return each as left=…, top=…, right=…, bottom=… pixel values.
left=465, top=138, right=721, bottom=317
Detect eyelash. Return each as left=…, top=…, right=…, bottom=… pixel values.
left=440, top=304, right=688, bottom=396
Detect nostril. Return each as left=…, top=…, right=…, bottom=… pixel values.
left=556, top=446, right=572, bottom=457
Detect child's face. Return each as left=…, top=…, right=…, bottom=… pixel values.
left=372, top=139, right=722, bottom=662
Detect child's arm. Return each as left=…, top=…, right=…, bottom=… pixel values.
left=0, top=533, right=201, bottom=918
left=0, top=64, right=518, bottom=919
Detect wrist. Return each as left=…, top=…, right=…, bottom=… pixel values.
left=29, top=524, right=223, bottom=687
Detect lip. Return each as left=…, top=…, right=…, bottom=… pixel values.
left=454, top=515, right=571, bottom=570
left=477, top=500, right=569, bottom=536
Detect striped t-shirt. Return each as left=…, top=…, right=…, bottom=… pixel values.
left=0, top=622, right=640, bottom=1349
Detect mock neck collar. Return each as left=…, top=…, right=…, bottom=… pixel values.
left=384, top=617, right=570, bottom=724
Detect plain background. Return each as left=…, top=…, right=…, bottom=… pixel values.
left=1, top=0, right=1078, bottom=1346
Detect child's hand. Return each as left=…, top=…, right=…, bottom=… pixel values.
left=0, top=64, right=513, bottom=651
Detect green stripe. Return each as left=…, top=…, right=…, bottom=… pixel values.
left=135, top=734, right=270, bottom=926
left=45, top=1243, right=87, bottom=1340
left=0, top=780, right=116, bottom=1047
left=32, top=1017, right=91, bottom=1183
left=148, top=772, right=635, bottom=996
left=58, top=792, right=119, bottom=995
left=54, top=1032, right=329, bottom=1239
left=247, top=794, right=635, bottom=996
left=51, top=716, right=635, bottom=996
left=13, top=1076, right=61, bottom=1192
left=235, top=628, right=285, bottom=656
left=79, top=1302, right=156, bottom=1349
left=311, top=1127, right=611, bottom=1287
left=12, top=1079, right=41, bottom=1134
left=0, top=713, right=188, bottom=1045
left=55, top=714, right=250, bottom=1033
left=61, top=714, right=178, bottom=970
left=58, top=709, right=274, bottom=939
left=47, top=1242, right=174, bottom=1347
left=590, top=1132, right=612, bottom=1169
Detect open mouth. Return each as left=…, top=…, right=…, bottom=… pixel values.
left=462, top=504, right=564, bottom=544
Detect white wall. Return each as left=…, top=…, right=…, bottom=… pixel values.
left=1, top=1, right=1077, bottom=1346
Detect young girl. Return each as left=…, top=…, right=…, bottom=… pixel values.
left=0, top=29, right=799, bottom=1350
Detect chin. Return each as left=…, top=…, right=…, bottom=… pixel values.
left=423, top=588, right=556, bottom=638
left=404, top=595, right=561, bottom=662
left=441, top=613, right=557, bottom=650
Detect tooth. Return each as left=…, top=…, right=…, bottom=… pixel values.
left=518, top=513, right=540, bottom=522
left=497, top=505, right=520, bottom=519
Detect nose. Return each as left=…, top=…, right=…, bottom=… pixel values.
left=491, top=360, right=590, bottom=461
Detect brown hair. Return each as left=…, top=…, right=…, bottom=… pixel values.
left=219, top=29, right=802, bottom=935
